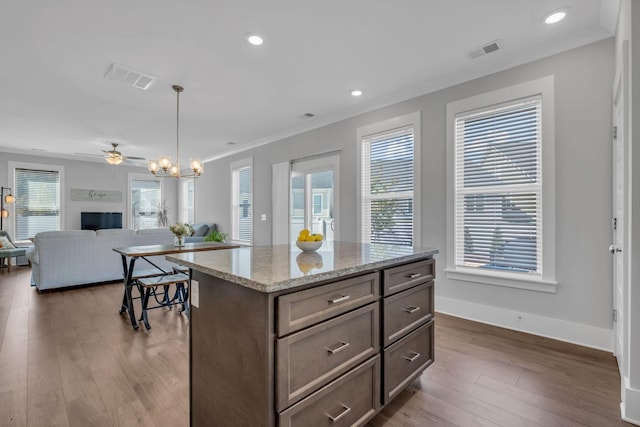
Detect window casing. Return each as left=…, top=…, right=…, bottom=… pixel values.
left=357, top=112, right=421, bottom=247
left=231, top=158, right=253, bottom=243
left=12, top=166, right=63, bottom=240
left=446, top=76, right=556, bottom=292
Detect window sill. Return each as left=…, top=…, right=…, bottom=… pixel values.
left=444, top=267, right=557, bottom=293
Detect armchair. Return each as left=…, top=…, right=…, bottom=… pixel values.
left=0, top=230, right=29, bottom=272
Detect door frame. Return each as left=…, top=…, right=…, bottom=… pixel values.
left=290, top=153, right=340, bottom=242
left=612, top=40, right=630, bottom=377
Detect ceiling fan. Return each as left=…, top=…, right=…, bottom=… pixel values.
left=102, top=143, right=145, bottom=165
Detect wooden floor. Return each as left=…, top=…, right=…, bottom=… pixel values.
left=0, top=267, right=631, bottom=427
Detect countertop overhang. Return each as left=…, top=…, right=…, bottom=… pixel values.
left=167, top=241, right=439, bottom=293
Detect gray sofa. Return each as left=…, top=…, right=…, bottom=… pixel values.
left=184, top=222, right=218, bottom=243
left=26, top=228, right=178, bottom=290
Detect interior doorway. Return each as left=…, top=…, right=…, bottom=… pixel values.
left=289, top=153, right=340, bottom=242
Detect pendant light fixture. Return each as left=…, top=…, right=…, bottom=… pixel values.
left=148, top=85, right=203, bottom=178
left=0, top=186, right=15, bottom=230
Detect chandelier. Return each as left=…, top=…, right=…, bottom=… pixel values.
left=148, top=85, right=203, bottom=178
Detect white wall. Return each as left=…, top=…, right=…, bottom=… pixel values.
left=197, top=38, right=615, bottom=348
left=0, top=152, right=178, bottom=233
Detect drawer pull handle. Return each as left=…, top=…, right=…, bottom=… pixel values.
left=327, top=404, right=351, bottom=423
left=326, top=341, right=350, bottom=354
left=408, top=273, right=421, bottom=279
left=403, top=352, right=421, bottom=362
left=403, top=306, right=421, bottom=314
left=328, top=295, right=350, bottom=304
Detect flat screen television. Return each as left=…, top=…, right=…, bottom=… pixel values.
left=81, top=212, right=123, bottom=230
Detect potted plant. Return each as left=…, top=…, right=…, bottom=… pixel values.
left=204, top=229, right=228, bottom=243
left=157, top=201, right=170, bottom=228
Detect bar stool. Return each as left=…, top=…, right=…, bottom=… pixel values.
left=136, top=273, right=189, bottom=330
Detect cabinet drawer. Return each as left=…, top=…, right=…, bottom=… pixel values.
left=383, top=281, right=433, bottom=347
left=383, top=321, right=434, bottom=404
left=383, top=259, right=434, bottom=296
left=277, top=303, right=379, bottom=411
left=279, top=356, right=380, bottom=427
left=277, top=272, right=379, bottom=336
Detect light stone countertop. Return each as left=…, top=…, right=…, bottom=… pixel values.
left=167, top=241, right=439, bottom=293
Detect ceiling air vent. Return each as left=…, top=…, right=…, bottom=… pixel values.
left=466, top=40, right=501, bottom=59
left=104, top=63, right=155, bottom=90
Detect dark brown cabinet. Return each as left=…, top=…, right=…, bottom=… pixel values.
left=190, top=256, right=435, bottom=427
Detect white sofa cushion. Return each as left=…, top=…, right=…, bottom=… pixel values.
left=28, top=228, right=179, bottom=290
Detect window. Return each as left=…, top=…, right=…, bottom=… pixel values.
left=128, top=174, right=163, bottom=230
left=231, top=158, right=253, bottom=243
left=12, top=165, right=63, bottom=240
left=446, top=76, right=556, bottom=292
left=313, top=194, right=323, bottom=215
left=358, top=112, right=421, bottom=246
left=181, top=179, right=195, bottom=224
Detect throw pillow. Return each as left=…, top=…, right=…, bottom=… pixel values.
left=0, top=236, right=15, bottom=249
left=193, top=224, right=209, bottom=237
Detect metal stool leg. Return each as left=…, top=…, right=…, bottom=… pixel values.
left=176, top=282, right=189, bottom=317
left=140, top=287, right=153, bottom=330
left=181, top=282, right=190, bottom=318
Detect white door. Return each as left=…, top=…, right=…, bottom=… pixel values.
left=290, top=154, right=340, bottom=242
left=611, top=42, right=628, bottom=373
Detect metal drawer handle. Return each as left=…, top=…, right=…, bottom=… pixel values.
left=328, top=295, right=350, bottom=304
left=326, top=341, right=350, bottom=354
left=403, top=306, right=420, bottom=314
left=403, top=352, right=421, bottom=362
left=327, top=404, right=352, bottom=423
left=408, top=273, right=421, bottom=279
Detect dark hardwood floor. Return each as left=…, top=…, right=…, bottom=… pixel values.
left=0, top=267, right=631, bottom=426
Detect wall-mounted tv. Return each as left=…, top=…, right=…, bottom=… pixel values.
left=81, top=212, right=123, bottom=230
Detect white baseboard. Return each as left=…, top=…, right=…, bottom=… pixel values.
left=436, top=296, right=613, bottom=351
left=622, top=379, right=640, bottom=425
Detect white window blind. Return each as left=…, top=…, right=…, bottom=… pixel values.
left=454, top=96, right=542, bottom=275
left=232, top=163, right=252, bottom=242
left=15, top=168, right=61, bottom=240
left=361, top=126, right=414, bottom=246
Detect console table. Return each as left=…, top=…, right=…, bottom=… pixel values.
left=168, top=242, right=438, bottom=426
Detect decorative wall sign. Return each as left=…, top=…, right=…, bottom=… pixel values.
left=71, top=188, right=123, bottom=202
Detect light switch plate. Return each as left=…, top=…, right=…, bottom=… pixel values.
left=190, top=279, right=200, bottom=308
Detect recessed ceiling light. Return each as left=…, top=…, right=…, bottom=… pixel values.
left=246, top=33, right=264, bottom=46
left=544, top=11, right=566, bottom=24
left=351, top=90, right=363, bottom=97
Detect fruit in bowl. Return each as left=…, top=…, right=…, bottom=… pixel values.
left=296, top=229, right=323, bottom=251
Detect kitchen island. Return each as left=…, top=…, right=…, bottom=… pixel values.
left=168, top=241, right=438, bottom=427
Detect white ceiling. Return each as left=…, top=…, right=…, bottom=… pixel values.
left=0, top=0, right=616, bottom=166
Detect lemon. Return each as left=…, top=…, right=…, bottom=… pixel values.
left=305, top=235, right=317, bottom=242
left=298, top=229, right=310, bottom=241
left=314, top=234, right=323, bottom=241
